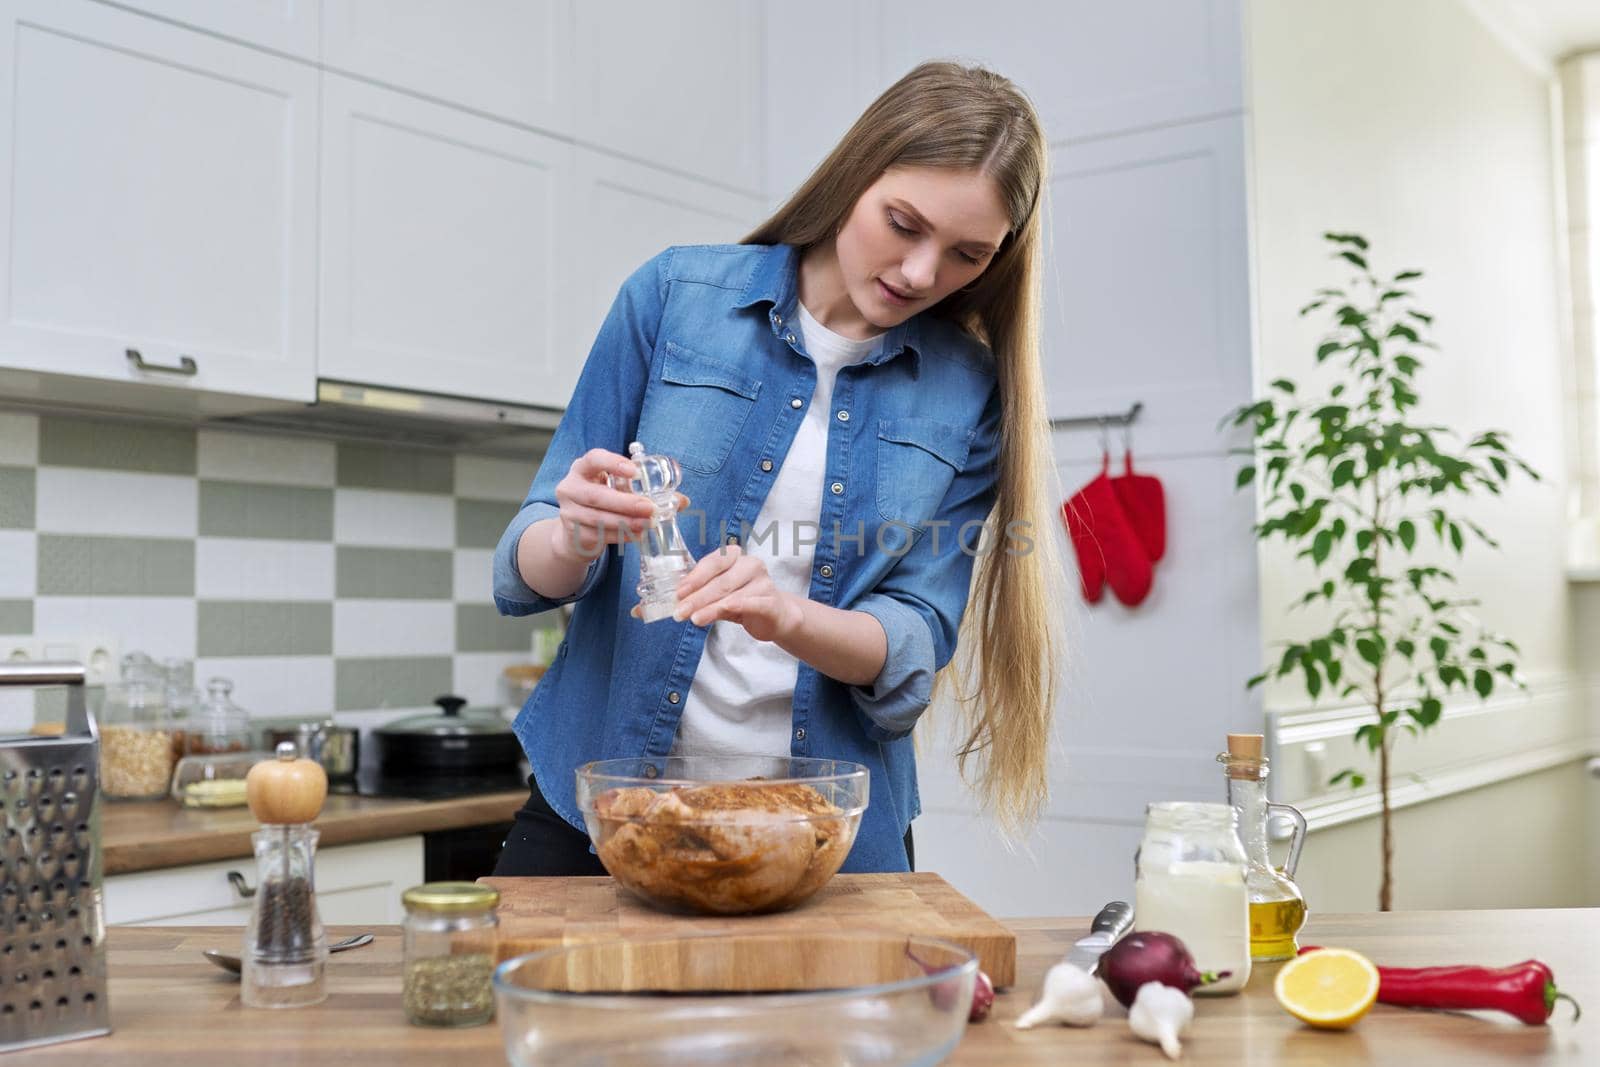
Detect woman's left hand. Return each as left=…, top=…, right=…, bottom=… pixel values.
left=645, top=545, right=803, bottom=643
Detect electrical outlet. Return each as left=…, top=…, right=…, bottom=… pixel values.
left=0, top=635, right=121, bottom=685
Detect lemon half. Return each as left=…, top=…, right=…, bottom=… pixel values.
left=1274, top=948, right=1381, bottom=1029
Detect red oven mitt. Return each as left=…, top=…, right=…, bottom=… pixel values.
left=1061, top=458, right=1153, bottom=606
left=1111, top=450, right=1166, bottom=563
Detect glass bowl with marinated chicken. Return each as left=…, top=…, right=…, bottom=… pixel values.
left=575, top=756, right=869, bottom=915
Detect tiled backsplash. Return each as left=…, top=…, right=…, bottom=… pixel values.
left=0, top=410, right=554, bottom=726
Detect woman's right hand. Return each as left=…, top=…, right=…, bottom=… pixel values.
left=547, top=448, right=685, bottom=561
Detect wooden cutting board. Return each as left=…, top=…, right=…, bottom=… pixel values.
left=484, top=871, right=1016, bottom=990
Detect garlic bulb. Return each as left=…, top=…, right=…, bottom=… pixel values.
left=1128, top=981, right=1194, bottom=1059
left=1014, top=961, right=1105, bottom=1029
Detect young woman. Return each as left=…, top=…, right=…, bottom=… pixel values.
left=492, top=60, right=1064, bottom=876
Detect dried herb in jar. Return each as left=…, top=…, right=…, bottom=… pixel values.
left=403, top=952, right=494, bottom=1026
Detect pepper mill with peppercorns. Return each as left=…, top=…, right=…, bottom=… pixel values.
left=240, top=741, right=330, bottom=1008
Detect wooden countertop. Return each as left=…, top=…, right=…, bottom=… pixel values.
left=101, top=790, right=528, bottom=874
left=25, top=909, right=1595, bottom=1063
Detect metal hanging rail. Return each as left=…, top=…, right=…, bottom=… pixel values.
left=1048, top=400, right=1143, bottom=431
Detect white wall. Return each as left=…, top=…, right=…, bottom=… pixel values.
left=1247, top=0, right=1595, bottom=909
left=766, top=0, right=1263, bottom=918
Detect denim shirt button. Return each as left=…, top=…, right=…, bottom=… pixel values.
left=667, top=691, right=681, bottom=704
left=794, top=728, right=806, bottom=742
left=643, top=764, right=659, bottom=779
left=785, top=332, right=797, bottom=345
left=725, top=533, right=740, bottom=546
left=819, top=564, right=833, bottom=578
left=836, top=410, right=849, bottom=422
left=830, top=482, right=844, bottom=495
left=790, top=398, right=803, bottom=409
left=760, top=459, right=773, bottom=472
left=772, top=312, right=783, bottom=326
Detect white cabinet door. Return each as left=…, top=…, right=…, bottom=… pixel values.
left=97, top=0, right=321, bottom=60
left=0, top=0, right=319, bottom=403
left=568, top=150, right=763, bottom=399
left=104, top=835, right=425, bottom=926
left=320, top=74, right=572, bottom=408
left=323, top=0, right=573, bottom=134
left=575, top=0, right=763, bottom=196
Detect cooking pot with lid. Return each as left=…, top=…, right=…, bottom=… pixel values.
left=374, top=695, right=524, bottom=774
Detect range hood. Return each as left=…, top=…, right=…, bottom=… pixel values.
left=211, top=380, right=563, bottom=459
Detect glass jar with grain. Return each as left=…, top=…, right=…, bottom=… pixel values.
left=401, top=882, right=500, bottom=1027
left=99, top=677, right=175, bottom=800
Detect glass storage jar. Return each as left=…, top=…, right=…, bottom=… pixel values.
left=401, top=882, right=500, bottom=1027
left=186, top=677, right=254, bottom=755
left=99, top=677, right=175, bottom=800
left=1134, top=801, right=1252, bottom=995
left=170, top=750, right=267, bottom=808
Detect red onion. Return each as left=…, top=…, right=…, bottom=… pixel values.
left=969, top=969, right=995, bottom=1022
left=1097, top=931, right=1231, bottom=1009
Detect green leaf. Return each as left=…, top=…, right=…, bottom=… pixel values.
left=1303, top=660, right=1323, bottom=699
left=1338, top=251, right=1369, bottom=270
left=1387, top=323, right=1420, bottom=343
left=1236, top=466, right=1256, bottom=488
left=1315, top=341, right=1342, bottom=362
left=1394, top=270, right=1423, bottom=281
left=1473, top=669, right=1493, bottom=698
left=1397, top=520, right=1416, bottom=551
left=1332, top=459, right=1357, bottom=488
left=1326, top=659, right=1342, bottom=686
left=1324, top=232, right=1371, bottom=250
left=1395, top=638, right=1415, bottom=658
left=1417, top=697, right=1443, bottom=726
left=1270, top=378, right=1297, bottom=393
left=1312, top=530, right=1333, bottom=565
left=1356, top=637, right=1383, bottom=666
left=1449, top=523, right=1464, bottom=553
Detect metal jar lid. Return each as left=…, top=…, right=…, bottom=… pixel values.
left=401, top=881, right=501, bottom=915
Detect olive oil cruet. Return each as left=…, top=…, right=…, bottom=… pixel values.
left=1218, top=733, right=1308, bottom=961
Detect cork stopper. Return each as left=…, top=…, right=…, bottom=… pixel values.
left=1224, top=733, right=1266, bottom=780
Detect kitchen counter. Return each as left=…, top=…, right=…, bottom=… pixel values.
left=102, top=790, right=528, bottom=874
left=25, top=908, right=1594, bottom=1063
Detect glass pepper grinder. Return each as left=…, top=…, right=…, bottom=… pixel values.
left=607, top=441, right=692, bottom=622
left=1218, top=733, right=1309, bottom=961
left=241, top=741, right=330, bottom=1008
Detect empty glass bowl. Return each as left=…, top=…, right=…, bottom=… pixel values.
left=575, top=756, right=868, bottom=915
left=493, top=931, right=976, bottom=1067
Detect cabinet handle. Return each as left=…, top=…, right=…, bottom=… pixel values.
left=227, top=870, right=256, bottom=898
left=126, top=348, right=198, bottom=376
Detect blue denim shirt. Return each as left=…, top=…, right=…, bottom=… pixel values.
left=494, top=243, right=1001, bottom=872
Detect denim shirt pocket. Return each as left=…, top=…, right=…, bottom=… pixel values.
left=635, top=341, right=762, bottom=474
left=874, top=417, right=975, bottom=529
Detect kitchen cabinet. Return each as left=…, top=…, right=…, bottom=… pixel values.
left=0, top=0, right=319, bottom=404
left=322, top=0, right=573, bottom=135
left=318, top=73, right=574, bottom=409
left=568, top=149, right=764, bottom=390
left=95, top=0, right=322, bottom=60
left=574, top=0, right=764, bottom=196
left=104, top=834, right=424, bottom=925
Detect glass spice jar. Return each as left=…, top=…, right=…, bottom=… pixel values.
left=401, top=882, right=500, bottom=1027
left=99, top=677, right=175, bottom=800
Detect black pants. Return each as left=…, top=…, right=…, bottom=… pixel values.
left=492, top=774, right=914, bottom=876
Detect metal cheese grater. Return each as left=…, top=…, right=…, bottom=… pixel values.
left=0, top=663, right=111, bottom=1052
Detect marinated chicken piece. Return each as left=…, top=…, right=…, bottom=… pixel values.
left=593, top=781, right=851, bottom=914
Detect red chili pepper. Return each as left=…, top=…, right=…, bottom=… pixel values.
left=1298, top=946, right=1581, bottom=1025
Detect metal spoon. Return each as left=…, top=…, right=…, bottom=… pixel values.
left=203, top=933, right=374, bottom=976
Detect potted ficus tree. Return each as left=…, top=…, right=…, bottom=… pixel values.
left=1228, top=233, right=1539, bottom=911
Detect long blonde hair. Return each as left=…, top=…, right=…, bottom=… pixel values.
left=744, top=61, right=1065, bottom=834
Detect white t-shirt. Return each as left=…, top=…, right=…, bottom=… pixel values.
left=671, top=302, right=882, bottom=757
